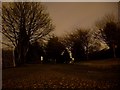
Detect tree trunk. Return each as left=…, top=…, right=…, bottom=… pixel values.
left=14, top=12, right=30, bottom=66
left=86, top=53, right=89, bottom=60
left=14, top=41, right=29, bottom=67
left=86, top=46, right=89, bottom=60
left=112, top=43, right=116, bottom=58
left=13, top=49, right=16, bottom=67
left=14, top=46, right=23, bottom=66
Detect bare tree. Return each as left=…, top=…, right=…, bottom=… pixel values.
left=95, top=14, right=120, bottom=58
left=102, top=22, right=119, bottom=58
left=95, top=13, right=117, bottom=29
left=2, top=2, right=54, bottom=66
left=62, top=28, right=91, bottom=61
left=75, top=29, right=91, bottom=60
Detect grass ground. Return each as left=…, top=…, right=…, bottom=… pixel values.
left=2, top=59, right=120, bottom=89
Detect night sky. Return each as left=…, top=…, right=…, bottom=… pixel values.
left=1, top=1, right=119, bottom=49
left=42, top=2, right=118, bottom=36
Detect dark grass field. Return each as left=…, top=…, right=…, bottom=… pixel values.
left=2, top=59, right=120, bottom=89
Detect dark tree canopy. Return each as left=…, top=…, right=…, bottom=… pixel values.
left=2, top=2, right=54, bottom=66
left=45, top=35, right=66, bottom=63
left=62, top=28, right=91, bottom=62
left=2, top=2, right=54, bottom=47
left=103, top=22, right=118, bottom=46
left=72, top=29, right=91, bottom=61
left=95, top=14, right=120, bottom=58
left=26, top=41, right=45, bottom=63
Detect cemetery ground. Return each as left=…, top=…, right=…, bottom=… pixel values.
left=2, top=58, right=120, bottom=89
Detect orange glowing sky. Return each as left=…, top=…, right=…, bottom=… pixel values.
left=42, top=2, right=118, bottom=36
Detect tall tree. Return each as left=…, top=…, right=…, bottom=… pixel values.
left=95, top=14, right=120, bottom=58
left=45, top=35, right=65, bottom=63
left=73, top=29, right=91, bottom=60
left=102, top=22, right=119, bottom=58
left=63, top=28, right=91, bottom=61
left=2, top=2, right=54, bottom=66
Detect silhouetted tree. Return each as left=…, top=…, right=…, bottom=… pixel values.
left=95, top=14, right=120, bottom=58
left=102, top=22, right=118, bottom=58
left=116, top=25, right=120, bottom=57
left=61, top=48, right=71, bottom=64
left=73, top=29, right=91, bottom=61
left=26, top=41, right=45, bottom=63
left=95, top=13, right=116, bottom=29
left=63, top=28, right=91, bottom=62
left=72, top=40, right=85, bottom=62
left=2, top=2, right=54, bottom=66
left=45, top=35, right=66, bottom=63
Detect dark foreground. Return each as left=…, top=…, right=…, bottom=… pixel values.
left=2, top=59, right=120, bottom=89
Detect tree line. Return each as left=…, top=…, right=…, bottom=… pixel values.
left=2, top=2, right=120, bottom=67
